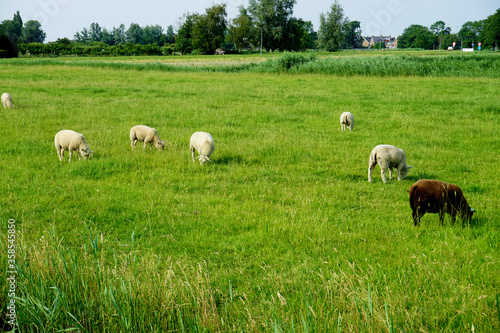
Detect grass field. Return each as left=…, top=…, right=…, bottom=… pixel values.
left=1, top=52, right=499, bottom=332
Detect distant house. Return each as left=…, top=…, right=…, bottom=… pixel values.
left=362, top=36, right=371, bottom=48
left=362, top=35, right=397, bottom=49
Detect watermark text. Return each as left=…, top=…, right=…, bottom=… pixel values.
left=6, top=219, right=17, bottom=327
left=32, top=0, right=71, bottom=26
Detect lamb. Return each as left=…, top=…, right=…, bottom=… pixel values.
left=190, top=131, right=215, bottom=165
left=2, top=93, right=13, bottom=108
left=54, top=130, right=94, bottom=162
left=368, top=144, right=412, bottom=183
left=340, top=112, right=354, bottom=131
left=130, top=125, right=165, bottom=150
left=409, top=179, right=475, bottom=226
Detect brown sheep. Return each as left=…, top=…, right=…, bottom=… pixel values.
left=409, top=179, right=475, bottom=226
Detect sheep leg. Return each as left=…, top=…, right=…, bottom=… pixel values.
left=68, top=150, right=73, bottom=162
left=412, top=209, right=422, bottom=227
left=377, top=159, right=389, bottom=183
left=380, top=168, right=388, bottom=183
left=191, top=149, right=195, bottom=163
left=389, top=168, right=393, bottom=180
left=348, top=124, right=352, bottom=132
left=439, top=210, right=445, bottom=225
left=57, top=146, right=64, bottom=161
left=367, top=162, right=377, bottom=183
left=131, top=139, right=137, bottom=150
left=450, top=211, right=457, bottom=225
left=376, top=161, right=387, bottom=183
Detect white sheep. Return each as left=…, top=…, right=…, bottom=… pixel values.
left=54, top=130, right=94, bottom=162
left=130, top=125, right=165, bottom=150
left=340, top=112, right=354, bottom=131
left=368, top=144, right=412, bottom=183
left=190, top=131, right=215, bottom=165
left=2, top=93, right=13, bottom=108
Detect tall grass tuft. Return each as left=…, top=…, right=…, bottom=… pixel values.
left=290, top=53, right=500, bottom=77
left=257, top=53, right=317, bottom=72
left=11, top=231, right=227, bottom=332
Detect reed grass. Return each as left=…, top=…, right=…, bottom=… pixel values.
left=5, top=51, right=500, bottom=77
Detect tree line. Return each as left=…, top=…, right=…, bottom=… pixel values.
left=398, top=9, right=500, bottom=50
left=1, top=1, right=499, bottom=57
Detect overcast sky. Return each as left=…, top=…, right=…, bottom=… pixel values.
left=1, top=0, right=498, bottom=42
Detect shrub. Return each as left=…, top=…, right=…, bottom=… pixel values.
left=259, top=52, right=317, bottom=72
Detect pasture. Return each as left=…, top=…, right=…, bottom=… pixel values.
left=1, top=53, right=499, bottom=332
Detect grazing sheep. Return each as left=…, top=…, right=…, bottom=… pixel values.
left=190, top=131, right=215, bottom=165
left=130, top=125, right=165, bottom=150
left=368, top=144, right=412, bottom=183
left=2, top=93, right=13, bottom=108
left=54, top=130, right=94, bottom=162
left=409, top=179, right=475, bottom=226
left=340, top=112, right=354, bottom=132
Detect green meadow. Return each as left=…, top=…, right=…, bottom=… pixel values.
left=1, top=52, right=499, bottom=332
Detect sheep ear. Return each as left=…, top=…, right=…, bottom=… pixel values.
left=470, top=207, right=475, bottom=212
left=407, top=166, right=413, bottom=169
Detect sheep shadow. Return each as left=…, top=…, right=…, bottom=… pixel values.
left=464, top=215, right=487, bottom=228
left=212, top=154, right=245, bottom=165
left=341, top=174, right=365, bottom=181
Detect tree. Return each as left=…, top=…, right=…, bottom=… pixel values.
left=0, top=11, right=23, bottom=44
left=318, top=0, right=348, bottom=52
left=192, top=4, right=227, bottom=54
left=50, top=38, right=71, bottom=55
left=165, top=25, right=175, bottom=44
left=112, top=24, right=127, bottom=45
left=248, top=0, right=297, bottom=51
left=143, top=25, right=163, bottom=45
left=442, top=33, right=458, bottom=49
left=22, top=20, right=46, bottom=43
left=284, top=18, right=310, bottom=51
left=89, top=22, right=102, bottom=42
left=0, top=29, right=18, bottom=58
left=126, top=23, right=143, bottom=44
left=228, top=6, right=254, bottom=51
left=74, top=28, right=90, bottom=44
left=101, top=28, right=115, bottom=45
left=344, top=20, right=362, bottom=49
left=458, top=21, right=484, bottom=47
left=303, top=21, right=318, bottom=49
left=430, top=20, right=451, bottom=50
left=398, top=24, right=435, bottom=49
left=176, top=14, right=195, bottom=54
left=480, top=9, right=500, bottom=49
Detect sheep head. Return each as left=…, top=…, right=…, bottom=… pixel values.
left=155, top=140, right=165, bottom=150
left=197, top=155, right=211, bottom=165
